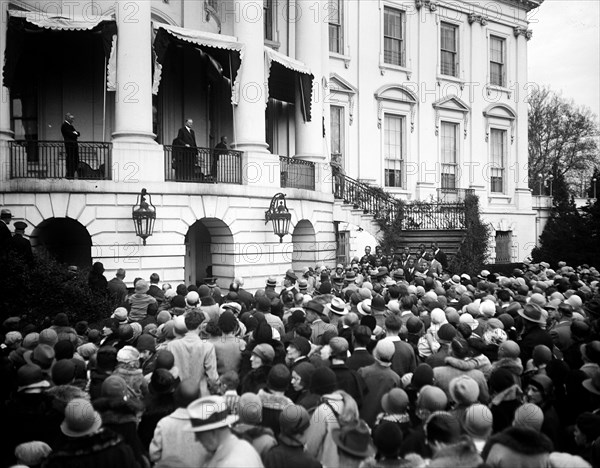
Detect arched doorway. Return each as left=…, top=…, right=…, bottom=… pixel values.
left=31, top=218, right=92, bottom=268
left=291, top=220, right=317, bottom=275
left=184, top=218, right=234, bottom=288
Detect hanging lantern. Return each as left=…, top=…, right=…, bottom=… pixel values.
left=265, top=193, right=291, bottom=243
left=132, top=188, right=156, bottom=245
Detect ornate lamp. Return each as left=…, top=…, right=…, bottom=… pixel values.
left=265, top=193, right=291, bottom=243
left=132, top=188, right=156, bottom=245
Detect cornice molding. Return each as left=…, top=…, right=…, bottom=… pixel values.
left=513, top=26, right=533, bottom=40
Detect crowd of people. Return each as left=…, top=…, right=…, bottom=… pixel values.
left=1, top=244, right=600, bottom=468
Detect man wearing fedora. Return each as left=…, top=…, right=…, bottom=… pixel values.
left=517, top=303, right=554, bottom=364
left=188, top=395, right=264, bottom=467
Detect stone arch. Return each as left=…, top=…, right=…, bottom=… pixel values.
left=31, top=217, right=92, bottom=268
left=184, top=217, right=234, bottom=288
left=291, top=220, right=317, bottom=275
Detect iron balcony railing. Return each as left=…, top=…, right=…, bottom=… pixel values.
left=437, top=188, right=476, bottom=202
left=164, top=145, right=242, bottom=184
left=9, top=140, right=112, bottom=180
left=333, top=167, right=468, bottom=230
left=280, top=156, right=315, bottom=191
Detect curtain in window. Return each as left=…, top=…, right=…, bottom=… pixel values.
left=490, top=128, right=506, bottom=192
left=441, top=122, right=457, bottom=189
left=384, top=114, right=404, bottom=187
left=440, top=23, right=457, bottom=76
left=384, top=8, right=403, bottom=66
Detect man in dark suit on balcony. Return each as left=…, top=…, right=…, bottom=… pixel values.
left=61, top=113, right=80, bottom=179
left=212, top=135, right=229, bottom=182
left=431, top=242, right=448, bottom=270
left=173, top=118, right=198, bottom=181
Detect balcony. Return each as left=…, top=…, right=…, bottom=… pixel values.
left=9, top=141, right=112, bottom=180
left=437, top=188, right=475, bottom=202
left=280, top=156, right=315, bottom=191
left=163, top=145, right=242, bottom=184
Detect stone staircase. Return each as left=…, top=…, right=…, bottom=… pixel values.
left=396, top=229, right=466, bottom=260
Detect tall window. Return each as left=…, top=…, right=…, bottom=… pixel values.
left=384, top=114, right=404, bottom=188
left=441, top=122, right=458, bottom=189
left=383, top=7, right=404, bottom=66
left=490, top=128, right=506, bottom=193
left=440, top=22, right=458, bottom=77
left=330, top=106, right=344, bottom=168
left=264, top=0, right=274, bottom=41
left=328, top=0, right=343, bottom=53
left=490, top=36, right=505, bottom=86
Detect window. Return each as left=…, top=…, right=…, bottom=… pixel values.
left=495, top=231, right=512, bottom=263
left=328, top=0, right=343, bottom=53
left=330, top=105, right=345, bottom=169
left=384, top=114, right=404, bottom=188
left=264, top=0, right=274, bottom=41
left=490, top=35, right=505, bottom=86
left=383, top=7, right=404, bottom=66
left=440, top=22, right=458, bottom=77
left=490, top=128, right=506, bottom=193
left=441, top=122, right=458, bottom=190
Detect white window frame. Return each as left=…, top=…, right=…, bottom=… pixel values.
left=489, top=127, right=507, bottom=194
left=264, top=0, right=279, bottom=48
left=440, top=120, right=460, bottom=190
left=486, top=29, right=511, bottom=95
left=330, top=105, right=345, bottom=170
left=328, top=0, right=343, bottom=54
left=489, top=34, right=506, bottom=87
left=439, top=21, right=459, bottom=78
left=379, top=3, right=411, bottom=78
left=383, top=113, right=406, bottom=189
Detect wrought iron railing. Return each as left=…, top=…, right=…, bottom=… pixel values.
left=280, top=156, right=315, bottom=191
left=333, top=167, right=468, bottom=230
left=164, top=145, right=242, bottom=184
left=437, top=188, right=475, bottom=202
left=9, top=140, right=112, bottom=180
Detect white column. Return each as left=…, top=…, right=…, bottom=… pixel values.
left=232, top=0, right=268, bottom=153
left=112, top=1, right=154, bottom=142
left=294, top=0, right=324, bottom=163
left=0, top=4, right=13, bottom=141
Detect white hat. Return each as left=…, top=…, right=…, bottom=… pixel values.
left=187, top=396, right=238, bottom=432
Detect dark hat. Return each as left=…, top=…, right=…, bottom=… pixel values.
left=14, top=221, right=27, bottom=230
left=373, top=421, right=403, bottom=457
left=581, top=341, right=600, bottom=365
left=252, top=343, right=275, bottom=364
left=53, top=313, right=70, bottom=327
left=0, top=208, right=12, bottom=219
left=171, top=295, right=186, bottom=308
left=285, top=269, right=298, bottom=281
left=488, top=367, right=515, bottom=393
left=451, top=337, right=471, bottom=359
left=406, top=316, right=423, bottom=333
left=310, top=366, right=338, bottom=395
left=136, top=334, right=156, bottom=353
left=529, top=374, right=554, bottom=397
left=371, top=295, right=386, bottom=312
left=279, top=404, right=311, bottom=436
left=74, top=321, right=89, bottom=335
left=54, top=340, right=75, bottom=360
left=52, top=359, right=76, bottom=385
left=437, top=323, right=457, bottom=342
left=150, top=368, right=177, bottom=395
left=267, top=364, right=291, bottom=392
left=289, top=337, right=311, bottom=357
left=293, top=362, right=315, bottom=387
left=305, top=300, right=325, bottom=315
left=155, top=349, right=176, bottom=370
left=412, top=363, right=434, bottom=388
left=257, top=296, right=272, bottom=313
left=576, top=412, right=600, bottom=440
left=518, top=303, right=546, bottom=324
left=17, top=364, right=49, bottom=391
left=218, top=311, right=238, bottom=334
left=96, top=346, right=118, bottom=370
left=332, top=420, right=376, bottom=458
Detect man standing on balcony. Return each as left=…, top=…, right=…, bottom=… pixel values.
left=61, top=113, right=80, bottom=179
left=174, top=119, right=198, bottom=181
left=431, top=242, right=448, bottom=271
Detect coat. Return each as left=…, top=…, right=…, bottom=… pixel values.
left=42, top=428, right=140, bottom=468
left=166, top=332, right=219, bottom=396
left=358, top=362, right=401, bottom=427
left=203, top=432, right=264, bottom=468
left=149, top=407, right=208, bottom=468
left=433, top=360, right=490, bottom=403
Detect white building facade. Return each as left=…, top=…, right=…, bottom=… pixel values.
left=0, top=0, right=540, bottom=290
